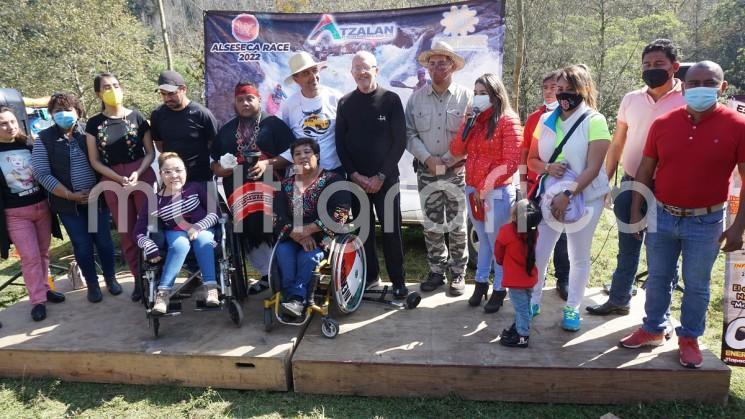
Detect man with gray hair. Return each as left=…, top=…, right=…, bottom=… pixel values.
left=405, top=41, right=472, bottom=295
left=619, top=61, right=745, bottom=369
left=336, top=51, right=408, bottom=298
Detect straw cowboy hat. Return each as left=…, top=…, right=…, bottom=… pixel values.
left=284, top=51, right=327, bottom=84
left=417, top=40, right=465, bottom=71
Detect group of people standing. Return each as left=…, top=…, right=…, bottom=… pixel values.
left=1, top=38, right=744, bottom=370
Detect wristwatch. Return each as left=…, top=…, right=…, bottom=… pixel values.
left=376, top=172, right=386, bottom=181
left=562, top=189, right=573, bottom=198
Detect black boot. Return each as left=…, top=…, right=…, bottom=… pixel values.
left=484, top=290, right=507, bottom=313
left=104, top=276, right=122, bottom=295
left=87, top=282, right=103, bottom=303
left=468, top=282, right=489, bottom=307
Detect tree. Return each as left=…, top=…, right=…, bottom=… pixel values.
left=0, top=0, right=165, bottom=116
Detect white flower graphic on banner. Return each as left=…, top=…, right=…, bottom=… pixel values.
left=440, top=5, right=478, bottom=37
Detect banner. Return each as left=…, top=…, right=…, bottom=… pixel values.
left=203, top=0, right=506, bottom=126
left=722, top=95, right=745, bottom=366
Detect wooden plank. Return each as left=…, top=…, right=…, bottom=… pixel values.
left=0, top=275, right=297, bottom=390
left=292, top=285, right=731, bottom=404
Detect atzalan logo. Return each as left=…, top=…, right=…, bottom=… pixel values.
left=307, top=14, right=397, bottom=45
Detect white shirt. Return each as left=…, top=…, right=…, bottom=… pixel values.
left=280, top=86, right=342, bottom=170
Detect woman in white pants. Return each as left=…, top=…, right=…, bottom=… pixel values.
left=527, top=64, right=610, bottom=331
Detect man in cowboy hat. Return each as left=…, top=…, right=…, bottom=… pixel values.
left=273, top=51, right=344, bottom=175
left=405, top=40, right=472, bottom=295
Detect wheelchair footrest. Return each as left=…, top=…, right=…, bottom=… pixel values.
left=194, top=300, right=223, bottom=311
left=167, top=301, right=183, bottom=312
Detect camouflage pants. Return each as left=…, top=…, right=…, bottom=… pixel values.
left=416, top=168, right=468, bottom=276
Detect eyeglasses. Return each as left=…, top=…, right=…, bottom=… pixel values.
left=160, top=168, right=185, bottom=176
left=352, top=65, right=377, bottom=74
left=427, top=60, right=452, bottom=70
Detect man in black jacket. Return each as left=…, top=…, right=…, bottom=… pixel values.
left=336, top=51, right=408, bottom=298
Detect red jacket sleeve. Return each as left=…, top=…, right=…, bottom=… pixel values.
left=479, top=113, right=523, bottom=192
left=449, top=120, right=468, bottom=157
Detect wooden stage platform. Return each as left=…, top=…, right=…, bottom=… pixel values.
left=0, top=276, right=298, bottom=391
left=0, top=277, right=732, bottom=404
left=292, top=285, right=731, bottom=404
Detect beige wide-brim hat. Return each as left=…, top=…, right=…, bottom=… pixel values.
left=284, top=51, right=327, bottom=84
left=417, top=40, right=465, bottom=71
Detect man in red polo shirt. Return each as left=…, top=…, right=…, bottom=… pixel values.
left=520, top=70, right=569, bottom=300
left=619, top=61, right=745, bottom=369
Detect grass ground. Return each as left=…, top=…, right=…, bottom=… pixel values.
left=1, top=211, right=744, bottom=418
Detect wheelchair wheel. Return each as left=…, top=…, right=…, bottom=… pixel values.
left=268, top=242, right=282, bottom=295
left=321, top=317, right=339, bottom=339
left=263, top=307, right=274, bottom=332
left=405, top=292, right=422, bottom=309
left=226, top=226, right=248, bottom=301
left=330, top=234, right=366, bottom=314
left=228, top=299, right=244, bottom=327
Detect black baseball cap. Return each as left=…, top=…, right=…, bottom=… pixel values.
left=157, top=70, right=185, bottom=92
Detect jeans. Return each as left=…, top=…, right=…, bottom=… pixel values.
left=608, top=183, right=644, bottom=306
left=159, top=228, right=217, bottom=290
left=642, top=206, right=723, bottom=338
left=465, top=184, right=515, bottom=290
left=608, top=179, right=679, bottom=307
left=275, top=240, right=324, bottom=301
left=5, top=201, right=53, bottom=305
left=58, top=206, right=116, bottom=286
left=532, top=198, right=605, bottom=309
left=509, top=287, right=532, bottom=336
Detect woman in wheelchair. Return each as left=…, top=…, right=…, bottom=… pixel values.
left=274, top=138, right=350, bottom=318
left=134, top=152, right=219, bottom=315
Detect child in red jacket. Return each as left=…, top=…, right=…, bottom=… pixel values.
left=494, top=199, right=542, bottom=348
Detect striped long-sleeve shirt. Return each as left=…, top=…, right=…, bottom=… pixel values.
left=31, top=134, right=98, bottom=194
left=134, top=182, right=219, bottom=258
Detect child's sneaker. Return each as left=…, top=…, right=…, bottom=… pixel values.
left=500, top=332, right=529, bottom=348
left=530, top=304, right=541, bottom=319
left=152, top=290, right=169, bottom=315
left=500, top=323, right=517, bottom=339
left=561, top=305, right=581, bottom=331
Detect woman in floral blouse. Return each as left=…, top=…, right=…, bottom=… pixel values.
left=85, top=72, right=156, bottom=302
left=274, top=138, right=350, bottom=318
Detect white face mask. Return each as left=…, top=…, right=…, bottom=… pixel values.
left=544, top=100, right=559, bottom=111
left=471, top=94, right=492, bottom=112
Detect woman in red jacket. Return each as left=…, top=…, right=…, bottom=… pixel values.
left=450, top=73, right=522, bottom=312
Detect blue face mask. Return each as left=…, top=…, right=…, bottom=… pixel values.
left=684, top=87, right=719, bottom=112
left=53, top=111, right=77, bottom=129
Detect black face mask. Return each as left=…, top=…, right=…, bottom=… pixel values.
left=556, top=92, right=583, bottom=111
left=642, top=68, right=671, bottom=89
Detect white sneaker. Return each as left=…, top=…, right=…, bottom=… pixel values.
left=153, top=290, right=169, bottom=315
left=205, top=287, right=220, bottom=307
left=281, top=300, right=304, bottom=318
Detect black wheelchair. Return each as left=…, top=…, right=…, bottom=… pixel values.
left=263, top=233, right=421, bottom=338
left=138, top=184, right=248, bottom=338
